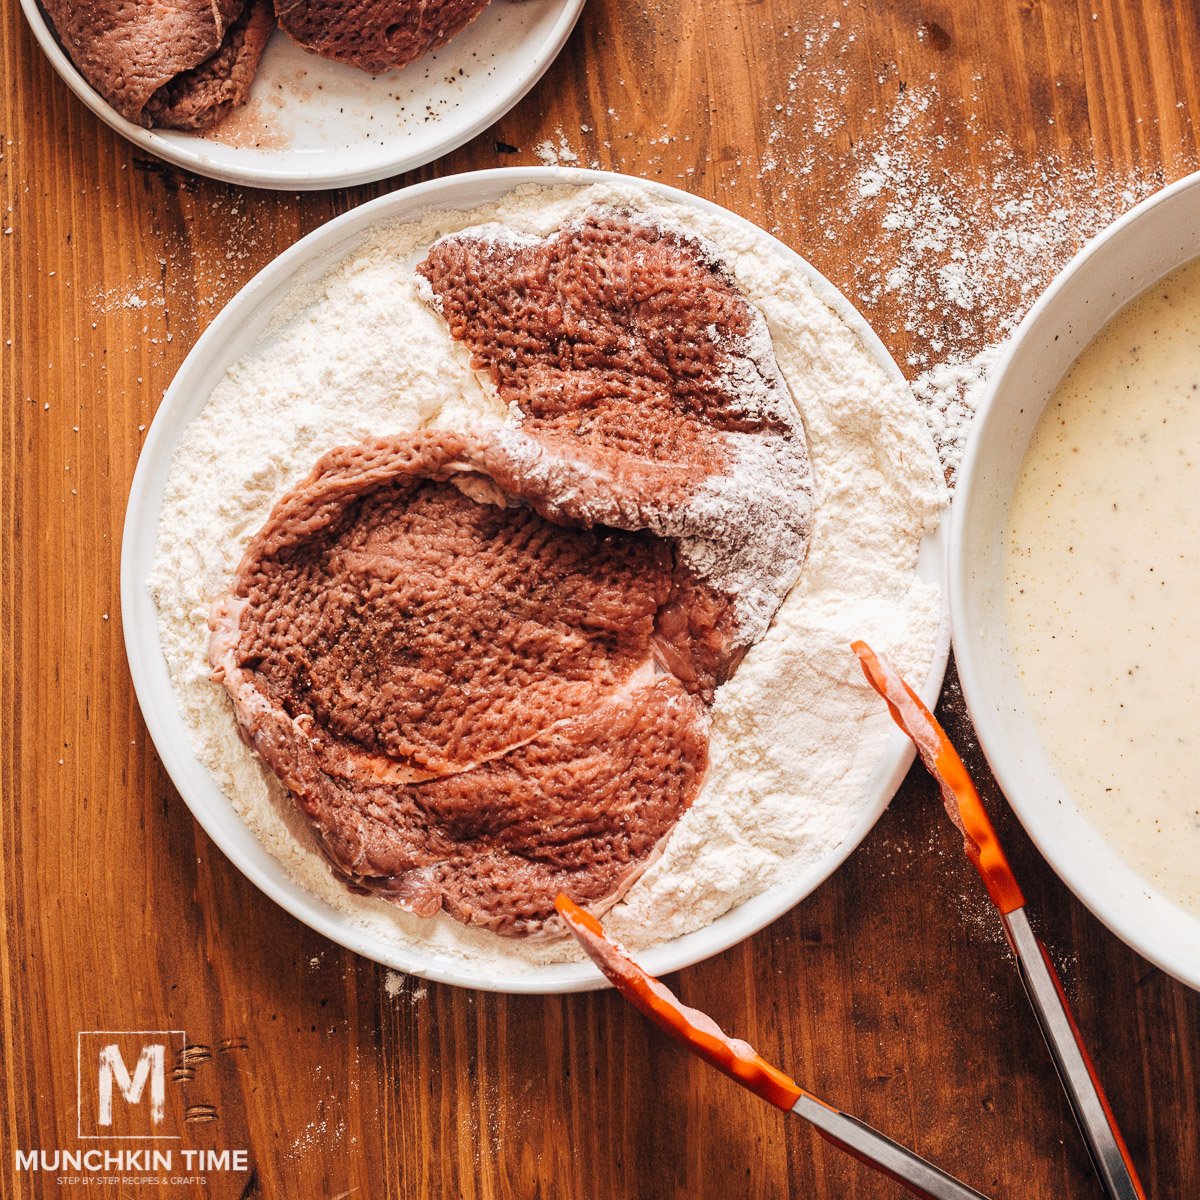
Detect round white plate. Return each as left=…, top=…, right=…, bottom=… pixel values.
left=20, top=0, right=584, bottom=190
left=951, top=170, right=1200, bottom=992
left=122, top=167, right=950, bottom=992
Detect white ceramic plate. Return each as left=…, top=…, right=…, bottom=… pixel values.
left=20, top=0, right=584, bottom=190
left=951, top=170, right=1200, bottom=992
left=122, top=167, right=950, bottom=992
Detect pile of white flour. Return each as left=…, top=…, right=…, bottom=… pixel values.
left=149, top=181, right=945, bottom=974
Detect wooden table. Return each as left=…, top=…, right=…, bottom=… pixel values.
left=3, top=0, right=1198, bottom=1195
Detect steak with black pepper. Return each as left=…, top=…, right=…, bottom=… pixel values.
left=274, top=0, right=491, bottom=74
left=210, top=432, right=721, bottom=935
left=209, top=210, right=815, bottom=937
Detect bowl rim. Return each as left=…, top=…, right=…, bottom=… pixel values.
left=18, top=0, right=585, bottom=190
left=121, top=165, right=950, bottom=992
left=949, top=168, right=1200, bottom=992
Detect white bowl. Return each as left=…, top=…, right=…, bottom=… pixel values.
left=122, top=166, right=949, bottom=992
left=20, top=0, right=583, bottom=190
left=950, top=171, right=1200, bottom=992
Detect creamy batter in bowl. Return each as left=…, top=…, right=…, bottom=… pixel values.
left=123, top=168, right=949, bottom=992
left=951, top=170, right=1200, bottom=992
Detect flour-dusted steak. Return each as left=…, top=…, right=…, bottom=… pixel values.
left=418, top=212, right=816, bottom=650
left=210, top=432, right=716, bottom=936
left=210, top=211, right=815, bottom=937
left=274, top=0, right=492, bottom=74
left=41, top=0, right=274, bottom=129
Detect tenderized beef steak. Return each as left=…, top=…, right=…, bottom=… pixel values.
left=211, top=211, right=815, bottom=938
left=210, top=432, right=716, bottom=936
left=418, top=212, right=815, bottom=652
left=41, top=0, right=274, bottom=130
left=141, top=0, right=275, bottom=131
left=274, top=0, right=492, bottom=74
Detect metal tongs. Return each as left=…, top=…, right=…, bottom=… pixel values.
left=557, top=895, right=991, bottom=1199
left=852, top=641, right=1147, bottom=1200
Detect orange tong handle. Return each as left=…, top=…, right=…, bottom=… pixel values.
left=555, top=894, right=803, bottom=1111
left=851, top=641, right=1025, bottom=915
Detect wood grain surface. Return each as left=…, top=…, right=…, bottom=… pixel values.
left=3, top=0, right=1199, bottom=1196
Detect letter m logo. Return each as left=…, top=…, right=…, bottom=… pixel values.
left=77, top=1031, right=185, bottom=1138
left=98, top=1043, right=165, bottom=1125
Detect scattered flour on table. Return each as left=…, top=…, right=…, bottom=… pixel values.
left=838, top=87, right=1168, bottom=480
left=384, top=969, right=427, bottom=1002
left=149, top=181, right=945, bottom=977
left=753, top=27, right=1179, bottom=481
left=533, top=130, right=581, bottom=167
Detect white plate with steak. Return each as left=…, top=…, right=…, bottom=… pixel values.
left=20, top=0, right=584, bottom=189
left=122, top=168, right=949, bottom=991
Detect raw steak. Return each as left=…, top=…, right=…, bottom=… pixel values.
left=418, top=211, right=815, bottom=650
left=42, top=0, right=274, bottom=130
left=211, top=211, right=814, bottom=938
left=210, top=432, right=718, bottom=936
left=274, top=0, right=492, bottom=74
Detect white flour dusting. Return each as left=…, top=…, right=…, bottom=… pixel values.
left=385, top=970, right=428, bottom=1002
left=836, top=87, right=1168, bottom=479
left=533, top=130, right=582, bottom=167
left=748, top=17, right=1182, bottom=480
left=909, top=345, right=1003, bottom=483
left=149, top=181, right=945, bottom=976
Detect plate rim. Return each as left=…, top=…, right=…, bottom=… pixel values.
left=121, top=165, right=950, bottom=993
left=18, top=0, right=586, bottom=190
